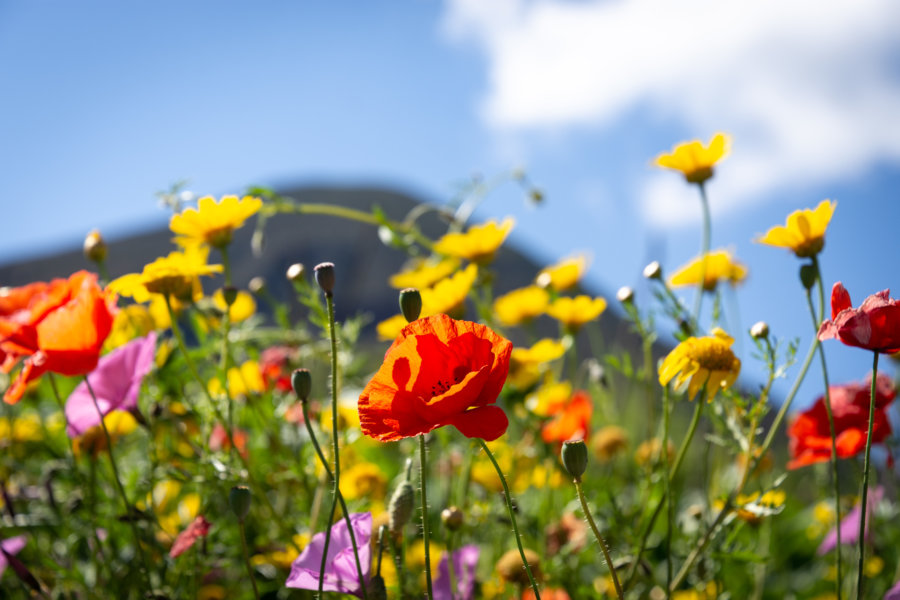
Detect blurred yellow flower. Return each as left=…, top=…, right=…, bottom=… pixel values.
left=536, top=254, right=588, bottom=291
left=655, top=133, right=729, bottom=185
left=73, top=410, right=138, bottom=458
left=389, top=257, right=460, bottom=289
left=108, top=245, right=222, bottom=302
left=212, top=289, right=257, bottom=323
left=730, top=490, right=786, bottom=524
left=340, top=462, right=387, bottom=500
left=104, top=304, right=156, bottom=351
left=0, top=413, right=45, bottom=447
left=376, top=314, right=409, bottom=341
left=592, top=426, right=629, bottom=462
left=526, top=380, right=572, bottom=417
left=865, top=555, right=884, bottom=577
left=251, top=534, right=308, bottom=570
left=170, top=195, right=262, bottom=248
left=511, top=338, right=566, bottom=365
left=493, top=286, right=549, bottom=326
left=434, top=218, right=514, bottom=264
left=659, top=328, right=741, bottom=402
left=208, top=360, right=265, bottom=399
left=756, top=199, right=836, bottom=258
left=669, top=250, right=747, bottom=291
left=546, top=295, right=607, bottom=330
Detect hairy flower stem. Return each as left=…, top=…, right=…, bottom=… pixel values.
left=477, top=439, right=541, bottom=600
left=84, top=377, right=153, bottom=593
left=692, top=181, right=711, bottom=322
left=663, top=386, right=673, bottom=591
left=238, top=518, right=261, bottom=600
left=624, top=396, right=703, bottom=589
left=299, top=402, right=368, bottom=599
left=808, top=268, right=842, bottom=598
left=220, top=246, right=235, bottom=466
left=419, top=434, right=435, bottom=600
left=856, top=351, right=879, bottom=599
left=574, top=480, right=623, bottom=599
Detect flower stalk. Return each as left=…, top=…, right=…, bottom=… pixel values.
left=856, top=351, right=879, bottom=599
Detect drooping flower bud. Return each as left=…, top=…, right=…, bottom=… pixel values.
left=83, top=229, right=107, bottom=264
left=441, top=506, right=464, bottom=531
left=291, top=369, right=312, bottom=403
left=616, top=286, right=634, bottom=304
left=561, top=439, right=589, bottom=482
left=399, top=288, right=422, bottom=323
left=750, top=321, right=769, bottom=340
left=314, top=262, right=335, bottom=297
left=229, top=485, right=251, bottom=521
left=286, top=263, right=306, bottom=283
left=388, top=458, right=415, bottom=535
left=643, top=261, right=662, bottom=280
left=222, top=286, right=238, bottom=307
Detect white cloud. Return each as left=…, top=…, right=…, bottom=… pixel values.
left=442, top=0, right=900, bottom=226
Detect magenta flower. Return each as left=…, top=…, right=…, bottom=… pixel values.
left=818, top=486, right=883, bottom=555
left=0, top=535, right=26, bottom=579
left=434, top=544, right=479, bottom=600
left=286, top=512, right=371, bottom=597
left=885, top=580, right=900, bottom=600
left=65, top=333, right=156, bottom=437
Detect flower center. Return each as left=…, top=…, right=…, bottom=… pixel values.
left=691, top=341, right=736, bottom=371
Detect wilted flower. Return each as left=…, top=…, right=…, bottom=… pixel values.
left=496, top=548, right=541, bottom=586
left=756, top=200, right=836, bottom=258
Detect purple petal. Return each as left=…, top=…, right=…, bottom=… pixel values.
left=65, top=333, right=156, bottom=437
left=434, top=545, right=479, bottom=600
left=885, top=580, right=900, bottom=600
left=818, top=486, right=884, bottom=555
left=286, top=512, right=371, bottom=597
left=0, top=536, right=26, bottom=578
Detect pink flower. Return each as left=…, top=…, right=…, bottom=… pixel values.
left=64, top=333, right=157, bottom=437
left=286, top=512, right=371, bottom=597
left=818, top=487, right=883, bottom=555
left=169, top=516, right=211, bottom=558
left=818, top=283, right=900, bottom=354
left=0, top=535, right=26, bottom=578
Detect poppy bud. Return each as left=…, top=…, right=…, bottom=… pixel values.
left=222, top=286, right=238, bottom=307
left=750, top=321, right=769, bottom=340
left=286, top=263, right=305, bottom=283
left=561, top=439, right=589, bottom=482
left=441, top=506, right=464, bottom=531
left=229, top=485, right=251, bottom=520
left=248, top=277, right=266, bottom=295
left=799, top=264, right=818, bottom=290
left=643, top=261, right=662, bottom=280
left=389, top=458, right=415, bottom=535
left=616, top=286, right=634, bottom=304
left=291, top=369, right=312, bottom=403
left=83, top=229, right=107, bottom=263
left=399, top=288, right=422, bottom=323
left=367, top=575, right=387, bottom=600
left=314, top=262, right=335, bottom=297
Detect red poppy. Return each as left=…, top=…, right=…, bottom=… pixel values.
left=818, top=283, right=900, bottom=353
left=541, top=390, right=593, bottom=444
left=358, top=313, right=512, bottom=442
left=0, top=271, right=116, bottom=404
left=259, top=345, right=295, bottom=392
left=169, top=515, right=211, bottom=558
left=209, top=423, right=249, bottom=458
left=787, top=374, right=896, bottom=470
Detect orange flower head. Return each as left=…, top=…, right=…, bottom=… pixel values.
left=1, top=271, right=116, bottom=404
left=358, top=314, right=513, bottom=442
left=541, top=390, right=593, bottom=445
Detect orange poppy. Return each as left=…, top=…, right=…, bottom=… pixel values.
left=541, top=390, right=593, bottom=444
left=358, top=314, right=513, bottom=442
left=0, top=271, right=116, bottom=404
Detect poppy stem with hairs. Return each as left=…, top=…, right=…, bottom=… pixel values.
left=574, top=480, right=623, bottom=599
left=477, top=438, right=541, bottom=600
left=238, top=517, right=261, bottom=600
left=807, top=263, right=842, bottom=599
left=692, top=181, right=711, bottom=322
left=856, top=351, right=880, bottom=599
left=420, top=434, right=435, bottom=600
left=83, top=376, right=153, bottom=593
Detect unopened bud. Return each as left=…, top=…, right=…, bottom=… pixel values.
left=389, top=459, right=415, bottom=535
left=441, top=506, right=464, bottom=531
left=248, top=277, right=266, bottom=295
left=399, top=288, right=422, bottom=323
left=367, top=576, right=387, bottom=600
left=291, top=369, right=312, bottom=403
left=799, top=264, right=817, bottom=291
left=616, top=286, right=634, bottom=304
left=314, top=262, right=335, bottom=297
left=286, top=263, right=305, bottom=283
left=750, top=321, right=769, bottom=340
left=561, top=439, right=589, bottom=481
left=83, top=230, right=107, bottom=263
left=222, top=286, right=238, bottom=307
left=643, top=261, right=662, bottom=280
left=229, top=485, right=251, bottom=520
left=535, top=272, right=552, bottom=289
left=529, top=188, right=544, bottom=205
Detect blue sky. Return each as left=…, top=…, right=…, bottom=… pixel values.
left=2, top=0, right=899, bottom=407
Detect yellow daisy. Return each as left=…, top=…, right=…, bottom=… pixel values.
left=170, top=195, right=263, bottom=248
left=208, top=360, right=265, bottom=399
left=73, top=411, right=138, bottom=459
left=546, top=295, right=607, bottom=330
left=492, top=285, right=549, bottom=326
left=339, top=462, right=388, bottom=501
left=668, top=249, right=747, bottom=291
left=108, top=245, right=222, bottom=302
left=655, top=133, right=730, bottom=184
left=658, top=328, right=741, bottom=402
left=755, top=199, right=836, bottom=258
left=104, top=304, right=156, bottom=351
left=508, top=339, right=566, bottom=389
left=433, top=218, right=514, bottom=264
left=525, top=379, right=572, bottom=417
left=536, top=254, right=588, bottom=291
left=389, top=257, right=460, bottom=289
left=212, top=289, right=257, bottom=323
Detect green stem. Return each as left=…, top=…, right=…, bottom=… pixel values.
left=318, top=497, right=339, bottom=598
left=219, top=246, right=235, bottom=466
left=663, top=386, right=673, bottom=593
left=446, top=532, right=458, bottom=600
left=574, top=480, right=623, bottom=599
left=477, top=439, right=541, bottom=600
left=692, top=181, right=711, bottom=322
left=420, top=434, right=435, bottom=600
left=856, top=351, right=879, bottom=599
left=83, top=377, right=153, bottom=592
left=238, top=519, right=261, bottom=600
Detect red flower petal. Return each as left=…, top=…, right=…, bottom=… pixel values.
left=169, top=515, right=211, bottom=558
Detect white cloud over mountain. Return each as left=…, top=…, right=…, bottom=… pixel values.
left=442, top=0, right=900, bottom=226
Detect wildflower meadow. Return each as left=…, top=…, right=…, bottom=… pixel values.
left=4, top=133, right=900, bottom=600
